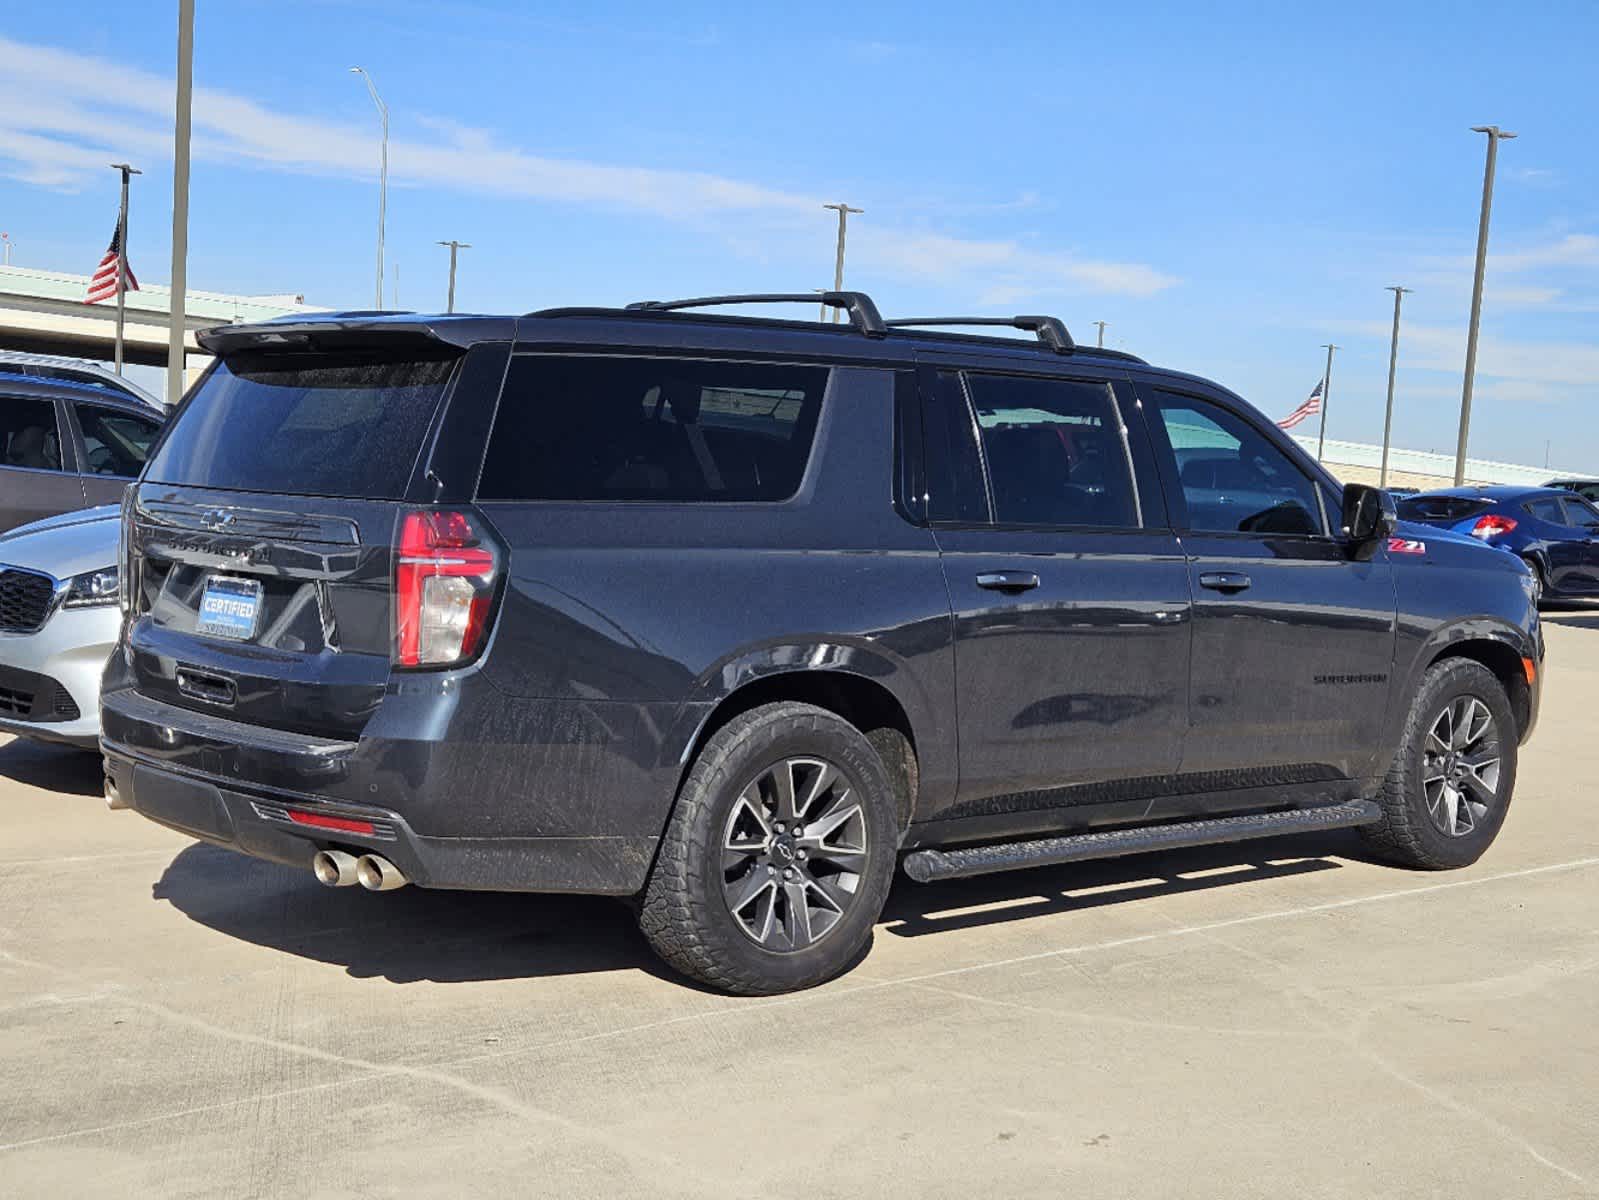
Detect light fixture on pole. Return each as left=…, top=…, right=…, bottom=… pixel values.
left=1092, top=320, right=1107, bottom=348
left=167, top=0, right=194, bottom=407
left=350, top=66, right=389, bottom=311
left=1316, top=344, right=1338, bottom=463
left=437, top=240, right=471, bottom=313
left=108, top=162, right=142, bottom=376
left=1454, top=124, right=1516, bottom=485
left=822, top=203, right=862, bottom=323
left=1378, top=286, right=1412, bottom=488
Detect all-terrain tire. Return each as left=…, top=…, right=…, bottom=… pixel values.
left=1360, top=658, right=1517, bottom=870
left=638, top=702, right=899, bottom=995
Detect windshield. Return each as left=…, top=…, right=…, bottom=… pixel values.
left=144, top=354, right=455, bottom=499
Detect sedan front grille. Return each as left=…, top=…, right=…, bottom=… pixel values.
left=0, top=567, right=56, bottom=632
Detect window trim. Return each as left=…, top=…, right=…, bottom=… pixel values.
left=1138, top=384, right=1333, bottom=541
left=920, top=366, right=1146, bottom=533
left=472, top=349, right=835, bottom=507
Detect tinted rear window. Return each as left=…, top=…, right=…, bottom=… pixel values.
left=476, top=355, right=827, bottom=502
left=144, top=355, right=455, bottom=499
left=1395, top=496, right=1493, bottom=522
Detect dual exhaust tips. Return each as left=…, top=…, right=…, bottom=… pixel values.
left=312, top=850, right=408, bottom=892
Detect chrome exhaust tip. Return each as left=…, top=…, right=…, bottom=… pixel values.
left=312, top=850, right=360, bottom=887
left=355, top=854, right=408, bottom=892
left=104, top=777, right=129, bottom=811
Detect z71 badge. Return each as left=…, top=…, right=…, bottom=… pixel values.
left=1387, top=538, right=1426, bottom=555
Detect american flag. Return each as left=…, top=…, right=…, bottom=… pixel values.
left=1276, top=381, right=1323, bottom=430
left=85, top=224, right=138, bottom=305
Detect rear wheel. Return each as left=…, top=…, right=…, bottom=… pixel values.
left=638, top=702, right=898, bottom=995
left=1361, top=658, right=1517, bottom=869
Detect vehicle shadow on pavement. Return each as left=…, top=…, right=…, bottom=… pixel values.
left=1539, top=603, right=1599, bottom=629
left=879, top=831, right=1358, bottom=939
left=151, top=842, right=673, bottom=985
left=0, top=738, right=103, bottom=797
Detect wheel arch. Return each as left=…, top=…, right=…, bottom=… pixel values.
left=673, top=659, right=923, bottom=834
left=1425, top=632, right=1534, bottom=742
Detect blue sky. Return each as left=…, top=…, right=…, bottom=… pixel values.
left=3, top=0, right=1596, bottom=468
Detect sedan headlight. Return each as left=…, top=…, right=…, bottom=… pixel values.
left=62, top=565, right=120, bottom=608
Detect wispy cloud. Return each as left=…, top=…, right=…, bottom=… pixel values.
left=0, top=35, right=1177, bottom=301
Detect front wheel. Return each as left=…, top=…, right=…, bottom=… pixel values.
left=638, top=702, right=899, bottom=995
left=1361, top=658, right=1517, bottom=870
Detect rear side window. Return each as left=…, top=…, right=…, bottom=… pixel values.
left=75, top=404, right=161, bottom=477
left=145, top=355, right=456, bottom=498
left=477, top=355, right=827, bottom=502
left=965, top=373, right=1138, bottom=528
left=1397, top=495, right=1493, bottom=522
left=0, top=395, right=63, bottom=472
left=921, top=370, right=990, bottom=523
left=1525, top=498, right=1566, bottom=523
left=1561, top=498, right=1599, bottom=526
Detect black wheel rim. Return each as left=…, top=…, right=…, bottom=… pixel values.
left=1421, top=695, right=1502, bottom=838
left=720, top=757, right=868, bottom=952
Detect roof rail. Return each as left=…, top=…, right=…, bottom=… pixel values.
left=625, top=291, right=887, bottom=338
left=883, top=315, right=1076, bottom=355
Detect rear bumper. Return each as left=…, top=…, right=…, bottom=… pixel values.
left=102, top=746, right=657, bottom=893
left=99, top=679, right=678, bottom=894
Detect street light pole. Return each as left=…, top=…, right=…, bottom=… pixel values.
left=1092, top=320, right=1107, bottom=348
left=822, top=203, right=862, bottom=323
left=1316, top=343, right=1338, bottom=463
left=350, top=67, right=389, bottom=310
left=167, top=0, right=194, bottom=408
left=108, top=162, right=142, bottom=376
left=1, top=233, right=11, bottom=266
left=1454, top=124, right=1516, bottom=485
left=1379, top=286, right=1412, bottom=488
left=436, top=240, right=471, bottom=313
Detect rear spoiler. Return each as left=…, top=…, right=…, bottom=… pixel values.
left=197, top=316, right=497, bottom=357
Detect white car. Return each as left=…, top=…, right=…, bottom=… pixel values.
left=0, top=504, right=121, bottom=749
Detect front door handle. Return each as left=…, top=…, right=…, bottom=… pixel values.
left=1198, top=571, right=1252, bottom=593
left=976, top=571, right=1041, bottom=593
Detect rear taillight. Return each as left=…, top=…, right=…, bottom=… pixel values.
left=394, top=509, right=499, bottom=668
left=1470, top=514, right=1518, bottom=540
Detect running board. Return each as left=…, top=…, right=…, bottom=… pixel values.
left=901, top=800, right=1383, bottom=884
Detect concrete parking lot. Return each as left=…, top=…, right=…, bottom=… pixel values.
left=2, top=618, right=1598, bottom=1199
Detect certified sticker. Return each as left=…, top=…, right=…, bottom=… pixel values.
left=1387, top=538, right=1427, bottom=555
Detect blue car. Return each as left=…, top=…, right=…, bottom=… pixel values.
left=1396, top=485, right=1599, bottom=603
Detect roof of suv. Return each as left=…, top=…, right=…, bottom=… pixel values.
left=0, top=370, right=167, bottom=414
left=195, top=293, right=1152, bottom=370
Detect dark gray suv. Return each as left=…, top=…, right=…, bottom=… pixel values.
left=102, top=293, right=1542, bottom=994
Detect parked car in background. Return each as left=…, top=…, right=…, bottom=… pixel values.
left=0, top=504, right=121, bottom=748
left=0, top=367, right=165, bottom=532
left=0, top=351, right=164, bottom=410
left=103, top=296, right=1540, bottom=995
left=1544, top=477, right=1599, bottom=505
left=1397, top=485, right=1599, bottom=603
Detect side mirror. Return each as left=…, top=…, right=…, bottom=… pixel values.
left=1341, top=483, right=1397, bottom=545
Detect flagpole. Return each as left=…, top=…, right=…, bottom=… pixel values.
left=1316, top=344, right=1337, bottom=462
left=109, top=163, right=141, bottom=375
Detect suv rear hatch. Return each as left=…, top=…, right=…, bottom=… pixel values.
left=123, top=338, right=499, bottom=739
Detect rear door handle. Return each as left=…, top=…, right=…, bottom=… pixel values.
left=976, top=571, right=1041, bottom=593
left=1198, top=571, right=1252, bottom=593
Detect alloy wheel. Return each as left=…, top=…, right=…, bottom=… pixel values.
left=720, top=757, right=868, bottom=951
left=1421, top=695, right=1501, bottom=837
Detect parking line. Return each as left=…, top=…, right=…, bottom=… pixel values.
left=2, top=853, right=1596, bottom=1156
